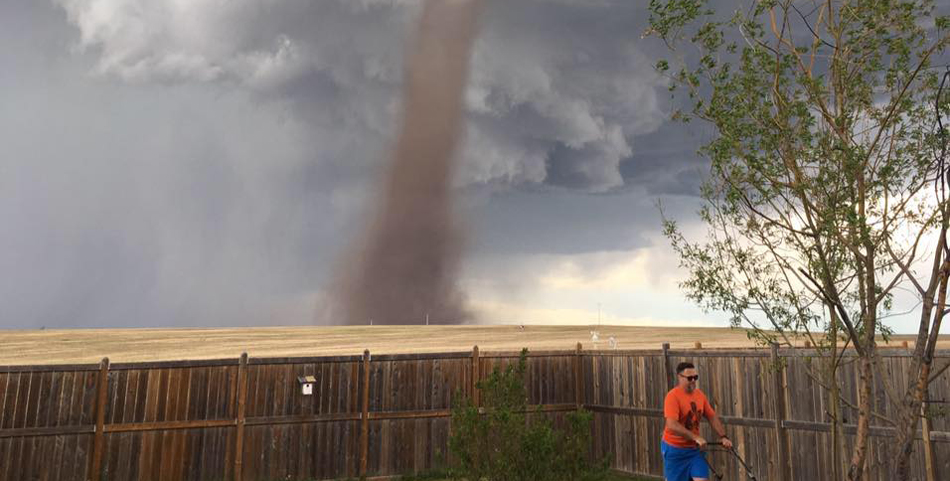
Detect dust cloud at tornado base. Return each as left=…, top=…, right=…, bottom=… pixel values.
left=326, top=0, right=484, bottom=325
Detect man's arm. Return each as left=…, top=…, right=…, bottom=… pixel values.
left=707, top=412, right=733, bottom=449
left=665, top=417, right=706, bottom=447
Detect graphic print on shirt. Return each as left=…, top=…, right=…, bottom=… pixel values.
left=684, top=401, right=699, bottom=430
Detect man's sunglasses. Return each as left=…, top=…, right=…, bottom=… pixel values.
left=679, top=374, right=699, bottom=381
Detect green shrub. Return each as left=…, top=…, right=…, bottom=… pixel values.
left=447, top=349, right=611, bottom=481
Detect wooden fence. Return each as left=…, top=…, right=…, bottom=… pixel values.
left=1, top=345, right=948, bottom=481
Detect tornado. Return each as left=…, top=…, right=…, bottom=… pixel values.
left=332, top=0, right=484, bottom=325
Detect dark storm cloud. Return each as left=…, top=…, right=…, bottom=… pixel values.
left=464, top=188, right=653, bottom=257
left=52, top=0, right=683, bottom=192
left=0, top=0, right=721, bottom=329
left=620, top=121, right=715, bottom=197
left=1, top=2, right=362, bottom=328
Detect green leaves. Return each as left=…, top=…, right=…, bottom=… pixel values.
left=651, top=0, right=948, bottom=350
left=447, top=349, right=610, bottom=481
left=647, top=0, right=711, bottom=45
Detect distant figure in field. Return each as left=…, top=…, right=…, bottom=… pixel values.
left=661, top=362, right=731, bottom=481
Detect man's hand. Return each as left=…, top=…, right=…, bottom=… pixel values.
left=720, top=437, right=733, bottom=449
left=693, top=435, right=707, bottom=448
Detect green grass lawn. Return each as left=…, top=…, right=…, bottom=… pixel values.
left=279, top=469, right=660, bottom=481
left=394, top=472, right=657, bottom=481
left=262, top=473, right=659, bottom=481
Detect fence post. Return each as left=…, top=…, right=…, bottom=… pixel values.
left=233, top=353, right=249, bottom=481
left=471, top=345, right=480, bottom=407
left=922, top=400, right=936, bottom=481
left=662, top=343, right=672, bottom=389
left=575, top=342, right=583, bottom=409
left=359, top=349, right=371, bottom=478
left=87, top=357, right=110, bottom=481
left=770, top=343, right=791, bottom=481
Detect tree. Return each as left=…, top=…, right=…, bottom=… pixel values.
left=448, top=349, right=610, bottom=481
left=647, top=0, right=949, bottom=478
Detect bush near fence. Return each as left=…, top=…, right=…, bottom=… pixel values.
left=1, top=344, right=948, bottom=481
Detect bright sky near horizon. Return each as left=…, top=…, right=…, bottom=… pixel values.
left=0, top=0, right=943, bottom=334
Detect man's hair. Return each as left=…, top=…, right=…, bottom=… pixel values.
left=676, top=362, right=695, bottom=374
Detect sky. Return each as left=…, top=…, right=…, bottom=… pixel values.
left=0, top=0, right=943, bottom=334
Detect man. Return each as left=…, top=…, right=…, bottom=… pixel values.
left=661, top=362, right=732, bottom=481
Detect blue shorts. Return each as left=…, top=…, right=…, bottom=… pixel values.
left=661, top=440, right=709, bottom=480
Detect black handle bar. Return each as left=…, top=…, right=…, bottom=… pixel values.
left=701, top=442, right=758, bottom=480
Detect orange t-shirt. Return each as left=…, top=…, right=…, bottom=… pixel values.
left=662, top=386, right=715, bottom=448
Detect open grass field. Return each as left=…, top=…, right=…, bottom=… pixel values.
left=2, top=324, right=944, bottom=365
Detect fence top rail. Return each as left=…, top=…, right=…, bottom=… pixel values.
left=663, top=348, right=950, bottom=358
left=248, top=354, right=364, bottom=365
left=111, top=358, right=241, bottom=370
left=664, top=349, right=771, bottom=358
left=479, top=349, right=580, bottom=359
left=0, top=362, right=101, bottom=373
left=371, top=351, right=473, bottom=361
left=778, top=347, right=950, bottom=358
left=574, top=349, right=665, bottom=357
left=3, top=346, right=948, bottom=372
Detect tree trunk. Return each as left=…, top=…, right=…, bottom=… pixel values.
left=830, top=309, right=844, bottom=481
left=831, top=360, right=843, bottom=481
left=848, top=354, right=873, bottom=480
left=892, top=362, right=930, bottom=479
left=828, top=307, right=844, bottom=481
left=893, top=255, right=948, bottom=477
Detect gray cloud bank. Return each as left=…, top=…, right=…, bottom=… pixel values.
left=0, top=0, right=705, bottom=329
left=52, top=0, right=673, bottom=191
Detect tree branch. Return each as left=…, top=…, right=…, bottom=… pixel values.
left=790, top=2, right=836, bottom=50
left=801, top=362, right=894, bottom=425
left=929, top=360, right=950, bottom=385
left=798, top=267, right=866, bottom=356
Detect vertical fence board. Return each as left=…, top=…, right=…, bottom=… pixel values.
left=87, top=358, right=109, bottom=481
left=232, top=353, right=248, bottom=481
left=471, top=346, right=479, bottom=406
left=770, top=344, right=791, bottom=481
left=360, top=350, right=371, bottom=478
